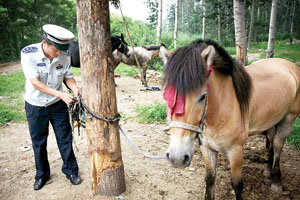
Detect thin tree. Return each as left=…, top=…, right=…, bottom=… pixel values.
left=217, top=0, right=222, bottom=43
left=157, top=0, right=162, bottom=42
left=266, top=0, right=278, bottom=58
left=174, top=0, right=179, bottom=48
left=201, top=0, right=206, bottom=40
left=248, top=0, right=255, bottom=49
left=76, top=0, right=126, bottom=196
left=289, top=0, right=296, bottom=44
left=233, top=0, right=248, bottom=65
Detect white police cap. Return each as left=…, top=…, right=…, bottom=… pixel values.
left=42, top=24, right=74, bottom=51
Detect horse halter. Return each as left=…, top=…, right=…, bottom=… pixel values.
left=116, top=37, right=128, bottom=55
left=168, top=65, right=213, bottom=145
left=168, top=88, right=209, bottom=145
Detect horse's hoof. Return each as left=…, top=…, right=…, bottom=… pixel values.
left=263, top=169, right=271, bottom=178
left=271, top=183, right=282, bottom=193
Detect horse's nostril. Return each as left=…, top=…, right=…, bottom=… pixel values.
left=183, top=154, right=190, bottom=165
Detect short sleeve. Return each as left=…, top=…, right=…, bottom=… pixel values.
left=21, top=52, right=39, bottom=79
left=64, top=56, right=74, bottom=79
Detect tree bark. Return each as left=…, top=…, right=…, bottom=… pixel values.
left=233, top=0, right=248, bottom=66
left=248, top=0, right=255, bottom=49
left=201, top=0, right=206, bottom=40
left=289, top=0, right=296, bottom=44
left=76, top=0, right=126, bottom=196
left=174, top=0, right=179, bottom=48
left=217, top=0, right=222, bottom=43
left=267, top=0, right=278, bottom=58
left=156, top=0, right=162, bottom=42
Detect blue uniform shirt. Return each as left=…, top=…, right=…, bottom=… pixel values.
left=21, top=42, right=73, bottom=107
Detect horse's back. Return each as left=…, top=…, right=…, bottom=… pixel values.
left=246, top=58, right=300, bottom=135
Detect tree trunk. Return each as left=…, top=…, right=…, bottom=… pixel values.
left=76, top=0, right=126, bottom=196
left=202, top=0, right=206, bottom=40
left=233, top=0, right=248, bottom=66
left=166, top=0, right=170, bottom=33
left=174, top=0, right=179, bottom=48
left=156, top=0, right=162, bottom=42
left=289, top=0, right=296, bottom=44
left=217, top=0, right=222, bottom=43
left=248, top=0, right=255, bottom=49
left=267, top=0, right=278, bottom=58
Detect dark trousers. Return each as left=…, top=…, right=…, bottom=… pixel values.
left=25, top=100, right=78, bottom=180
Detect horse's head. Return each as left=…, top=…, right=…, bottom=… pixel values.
left=111, top=33, right=130, bottom=57
left=163, top=41, right=217, bottom=168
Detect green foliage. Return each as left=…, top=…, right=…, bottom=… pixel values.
left=0, top=101, right=26, bottom=124
left=72, top=67, right=81, bottom=76
left=0, top=72, right=26, bottom=125
left=287, top=117, right=300, bottom=149
left=0, top=0, right=77, bottom=62
left=0, top=72, right=25, bottom=97
left=135, top=102, right=167, bottom=124
left=110, top=14, right=156, bottom=46
left=115, top=63, right=139, bottom=77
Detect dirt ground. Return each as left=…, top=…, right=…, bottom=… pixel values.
left=0, top=61, right=300, bottom=200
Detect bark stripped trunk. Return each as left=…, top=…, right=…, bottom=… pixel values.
left=76, top=0, right=126, bottom=196
left=267, top=0, right=278, bottom=58
left=156, top=0, right=162, bottom=42
left=174, top=0, right=179, bottom=48
left=248, top=0, right=255, bottom=49
left=233, top=0, right=248, bottom=66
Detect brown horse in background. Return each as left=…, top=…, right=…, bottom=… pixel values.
left=163, top=39, right=300, bottom=199
left=113, top=44, right=172, bottom=86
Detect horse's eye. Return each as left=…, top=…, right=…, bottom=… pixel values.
left=198, top=94, right=207, bottom=103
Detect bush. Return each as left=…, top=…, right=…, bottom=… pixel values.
left=135, top=102, right=167, bottom=124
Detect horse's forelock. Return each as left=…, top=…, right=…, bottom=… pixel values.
left=163, top=43, right=208, bottom=96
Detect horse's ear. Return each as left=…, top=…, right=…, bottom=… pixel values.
left=121, top=33, right=124, bottom=39
left=201, top=45, right=215, bottom=69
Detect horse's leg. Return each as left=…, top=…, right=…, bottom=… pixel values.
left=228, top=145, right=244, bottom=200
left=200, top=146, right=218, bottom=200
left=263, top=126, right=277, bottom=178
left=143, top=66, right=147, bottom=86
left=269, top=115, right=294, bottom=193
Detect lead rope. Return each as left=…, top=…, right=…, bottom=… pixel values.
left=69, top=96, right=166, bottom=159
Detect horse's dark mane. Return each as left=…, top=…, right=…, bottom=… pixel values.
left=162, top=39, right=252, bottom=121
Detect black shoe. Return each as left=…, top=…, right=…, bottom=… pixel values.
left=66, top=174, right=81, bottom=185
left=34, top=177, right=49, bottom=190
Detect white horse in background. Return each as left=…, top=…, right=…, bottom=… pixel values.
left=113, top=44, right=172, bottom=85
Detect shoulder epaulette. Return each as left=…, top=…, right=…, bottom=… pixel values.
left=22, top=46, right=38, bottom=54
left=62, top=50, right=70, bottom=56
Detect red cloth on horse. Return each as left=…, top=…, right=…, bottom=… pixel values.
left=163, top=85, right=185, bottom=120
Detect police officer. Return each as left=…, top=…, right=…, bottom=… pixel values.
left=21, top=24, right=81, bottom=190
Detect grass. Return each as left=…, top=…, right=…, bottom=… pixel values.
left=135, top=102, right=167, bottom=124
left=0, top=71, right=26, bottom=125
left=114, top=63, right=139, bottom=77
left=288, top=118, right=300, bottom=150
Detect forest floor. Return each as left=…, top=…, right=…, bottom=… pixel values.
left=0, top=59, right=300, bottom=200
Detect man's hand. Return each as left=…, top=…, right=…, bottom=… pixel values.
left=59, top=92, right=76, bottom=106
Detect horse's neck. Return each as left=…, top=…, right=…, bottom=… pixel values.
left=207, top=71, right=240, bottom=126
left=158, top=47, right=171, bottom=65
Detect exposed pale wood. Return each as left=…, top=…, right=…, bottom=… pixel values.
left=76, top=0, right=126, bottom=196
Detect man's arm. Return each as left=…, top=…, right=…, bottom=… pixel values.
left=65, top=77, right=80, bottom=97
left=30, top=77, right=75, bottom=105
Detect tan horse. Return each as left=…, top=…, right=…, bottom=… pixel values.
left=163, top=40, right=300, bottom=200
left=113, top=44, right=172, bottom=85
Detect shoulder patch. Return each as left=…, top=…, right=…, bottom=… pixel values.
left=22, top=46, right=38, bottom=54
